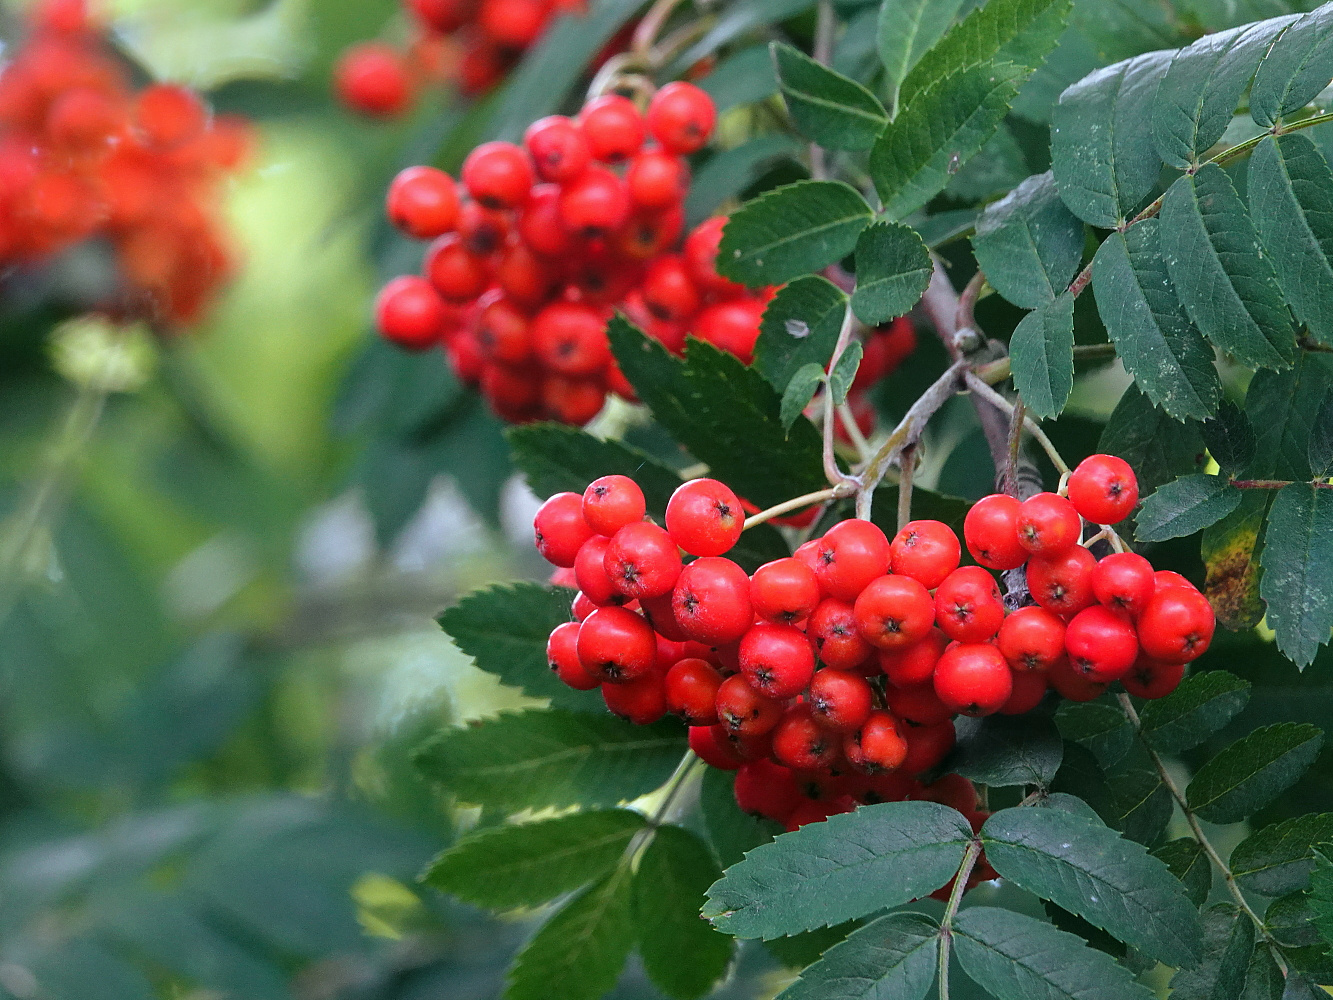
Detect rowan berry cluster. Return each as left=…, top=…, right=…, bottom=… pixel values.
left=534, top=452, right=1216, bottom=835
left=0, top=0, right=248, bottom=326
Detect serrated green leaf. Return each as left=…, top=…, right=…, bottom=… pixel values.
left=1245, top=352, right=1333, bottom=481
left=764, top=922, right=864, bottom=969
left=1052, top=50, right=1172, bottom=228
left=1266, top=891, right=1321, bottom=947
left=700, top=767, right=780, bottom=870
left=505, top=868, right=635, bottom=1000
left=829, top=340, right=863, bottom=405
left=1260, top=483, right=1333, bottom=669
left=1152, top=838, right=1212, bottom=907
left=878, top=0, right=966, bottom=118
left=951, top=906, right=1156, bottom=1000
left=438, top=584, right=581, bottom=710
left=1240, top=944, right=1286, bottom=1000
left=1091, top=222, right=1222, bottom=421
left=1311, top=848, right=1333, bottom=947
left=776, top=911, right=939, bottom=1000
left=1136, top=474, right=1243, bottom=542
left=871, top=62, right=1026, bottom=220
left=772, top=42, right=888, bottom=151
left=1168, top=904, right=1254, bottom=1000
left=1010, top=291, right=1075, bottom=419
left=414, top=710, right=685, bottom=812
left=1160, top=165, right=1296, bottom=370
left=506, top=425, right=683, bottom=512
left=1233, top=814, right=1333, bottom=898
left=1099, top=384, right=1206, bottom=502
left=1043, top=791, right=1104, bottom=824
left=972, top=172, right=1084, bottom=310
left=702, top=801, right=973, bottom=938
left=1203, top=490, right=1272, bottom=631
left=607, top=317, right=827, bottom=509
left=1309, top=390, right=1333, bottom=479
left=1250, top=5, right=1333, bottom=128
left=1055, top=701, right=1134, bottom=770
left=1108, top=767, right=1174, bottom=847
left=1249, top=134, right=1333, bottom=347
left=1139, top=670, right=1251, bottom=754
left=1202, top=400, right=1257, bottom=479
left=718, top=180, right=874, bottom=286
left=634, top=826, right=733, bottom=999
left=850, top=221, right=932, bottom=325
left=1186, top=722, right=1325, bottom=823
left=756, top=276, right=848, bottom=393
left=782, top=364, right=827, bottom=431
left=949, top=713, right=1063, bottom=787
left=685, top=133, right=803, bottom=228
left=980, top=806, right=1203, bottom=966
left=423, top=810, right=645, bottom=909
left=915, top=207, right=978, bottom=248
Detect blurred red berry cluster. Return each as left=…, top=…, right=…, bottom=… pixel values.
left=0, top=0, right=250, bottom=326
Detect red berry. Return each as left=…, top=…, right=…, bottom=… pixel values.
left=684, top=216, right=745, bottom=296
left=579, top=94, right=645, bottom=163
left=574, top=534, right=622, bottom=606
left=534, top=493, right=595, bottom=568
left=1027, top=544, right=1097, bottom=617
left=626, top=148, right=689, bottom=209
left=734, top=759, right=802, bottom=821
left=1016, top=492, right=1083, bottom=555
left=809, top=669, right=873, bottom=732
left=524, top=115, right=591, bottom=183
left=582, top=475, right=646, bottom=537
left=1137, top=587, right=1215, bottom=663
left=1065, top=605, right=1139, bottom=681
left=891, top=519, right=961, bottom=589
left=933, top=643, right=1013, bottom=717
left=376, top=275, right=445, bottom=349
left=572, top=591, right=597, bottom=621
left=640, top=254, right=701, bottom=322
left=693, top=298, right=765, bottom=364
left=604, top=521, right=682, bottom=599
left=1154, top=570, right=1198, bottom=592
left=913, top=774, right=980, bottom=813
left=1068, top=454, right=1139, bottom=525
left=543, top=373, right=603, bottom=426
left=996, top=606, right=1065, bottom=671
left=814, top=519, right=892, bottom=603
left=518, top=183, right=574, bottom=256
left=387, top=166, right=460, bottom=239
left=1092, top=552, right=1156, bottom=618
left=666, top=478, right=744, bottom=557
left=461, top=141, right=534, bottom=209
left=900, top=719, right=956, bottom=775
left=475, top=297, right=533, bottom=364
left=1047, top=655, right=1108, bottom=702
left=843, top=710, right=909, bottom=773
left=887, top=683, right=953, bottom=727
left=664, top=657, right=723, bottom=725
left=577, top=606, right=656, bottom=682
left=808, top=598, right=874, bottom=670
left=1122, top=657, right=1186, bottom=699
left=878, top=627, right=948, bottom=688
left=548, top=620, right=600, bottom=689
left=639, top=591, right=689, bottom=642
left=672, top=556, right=753, bottom=645
left=335, top=43, right=412, bottom=118
left=532, top=301, right=611, bottom=375
left=964, top=493, right=1028, bottom=570
left=457, top=201, right=510, bottom=256
left=558, top=165, right=631, bottom=238
left=853, top=574, right=935, bottom=650
left=715, top=672, right=783, bottom=735
left=750, top=557, right=822, bottom=625
left=739, top=623, right=815, bottom=699
left=424, top=234, right=489, bottom=302
left=479, top=0, right=550, bottom=49
left=784, top=795, right=856, bottom=831
left=933, top=566, right=1005, bottom=643
left=134, top=84, right=208, bottom=151
left=771, top=703, right=841, bottom=771
left=646, top=81, right=716, bottom=154
left=689, top=724, right=744, bottom=770
left=603, top=670, right=667, bottom=724
left=408, top=0, right=472, bottom=32
left=999, top=668, right=1048, bottom=714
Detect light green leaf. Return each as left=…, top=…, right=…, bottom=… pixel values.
left=1250, top=4, right=1333, bottom=127
left=1260, top=482, right=1333, bottom=668
left=773, top=42, right=888, bottom=151
left=1152, top=838, right=1212, bottom=907
left=782, top=363, right=827, bottom=430
left=850, top=221, right=932, bottom=325
left=755, top=276, right=848, bottom=393
left=949, top=713, right=1063, bottom=787
left=829, top=341, right=864, bottom=406
left=1186, top=723, right=1325, bottom=823
left=1135, top=474, right=1244, bottom=543
left=1167, top=904, right=1254, bottom=1000
left=878, top=0, right=966, bottom=118
left=1232, top=814, right=1333, bottom=897
left=1010, top=291, right=1075, bottom=419
left=1138, top=671, right=1251, bottom=755
left=972, top=171, right=1085, bottom=310
left=777, top=911, right=939, bottom=1000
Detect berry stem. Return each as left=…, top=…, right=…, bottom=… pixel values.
left=1004, top=398, right=1026, bottom=499
left=631, top=0, right=691, bottom=57
left=964, top=373, right=1071, bottom=476
left=837, top=400, right=873, bottom=463
left=824, top=306, right=864, bottom=494
left=937, top=838, right=983, bottom=1000
left=897, top=444, right=916, bottom=532
left=742, top=486, right=844, bottom=530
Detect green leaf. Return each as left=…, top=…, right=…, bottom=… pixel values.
left=1240, top=945, right=1286, bottom=1000
left=1266, top=891, right=1321, bottom=947
left=506, top=425, right=682, bottom=511
left=1202, top=400, right=1257, bottom=479
left=772, top=42, right=888, bottom=152
left=1051, top=50, right=1173, bottom=228
left=1159, top=165, right=1296, bottom=370
left=718, top=180, right=874, bottom=286
left=1250, top=5, right=1333, bottom=128
left=1135, top=474, right=1243, bottom=543
left=1153, top=17, right=1298, bottom=169
left=951, top=906, right=1156, bottom=1000
left=1309, top=390, right=1333, bottom=479
left=438, top=584, right=582, bottom=710
left=1010, top=291, right=1075, bottom=419
left=701, top=800, right=973, bottom=938
left=871, top=62, right=1026, bottom=220
left=1167, top=904, right=1254, bottom=1000
left=972, top=171, right=1084, bottom=310
left=506, top=869, right=635, bottom=1000
left=1055, top=701, right=1134, bottom=770
left=414, top=710, right=685, bottom=812
left=1232, top=814, right=1333, bottom=897
left=776, top=912, right=939, bottom=1000
left=1203, top=490, right=1271, bottom=631
left=634, top=826, right=733, bottom=1000
left=700, top=766, right=780, bottom=870
left=829, top=340, right=864, bottom=406
left=1249, top=134, right=1333, bottom=348
left=878, top=0, right=966, bottom=118
left=1245, top=352, right=1333, bottom=481
left=669, top=0, right=819, bottom=76
left=1282, top=972, right=1330, bottom=1000
left=1311, top=848, right=1333, bottom=947
left=765, top=923, right=864, bottom=969
left=782, top=363, right=827, bottom=431
left=850, top=221, right=932, bottom=325
left=1260, top=483, right=1333, bottom=669
left=1186, top=722, right=1325, bottom=824
left=1098, top=384, right=1206, bottom=501
left=685, top=134, right=804, bottom=228
left=607, top=318, right=826, bottom=509
left=755, top=276, right=848, bottom=393
left=1108, top=768, right=1174, bottom=847
left=1138, top=670, right=1251, bottom=754
left=1152, top=838, right=1212, bottom=907
left=980, top=806, right=1203, bottom=966
left=1090, top=222, right=1221, bottom=421
left=697, top=45, right=779, bottom=112
left=422, top=810, right=645, bottom=909
left=949, top=713, right=1064, bottom=787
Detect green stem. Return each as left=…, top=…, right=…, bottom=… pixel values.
left=938, top=839, right=983, bottom=1000
left=823, top=306, right=863, bottom=494
left=742, top=486, right=844, bottom=531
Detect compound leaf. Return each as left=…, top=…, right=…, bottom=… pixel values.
left=1232, top=813, right=1333, bottom=897
left=878, top=0, right=966, bottom=118
left=773, top=42, right=888, bottom=151
left=1009, top=292, right=1075, bottom=419
left=1186, top=723, right=1325, bottom=823
left=1250, top=4, right=1333, bottom=128
left=1136, top=474, right=1243, bottom=543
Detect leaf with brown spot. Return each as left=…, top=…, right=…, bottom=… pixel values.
left=1201, top=491, right=1271, bottom=631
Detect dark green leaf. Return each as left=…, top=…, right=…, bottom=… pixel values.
left=1054, top=701, right=1134, bottom=769
left=1249, top=134, right=1333, bottom=347
left=850, top=221, right=932, bottom=325
left=1167, top=904, right=1254, bottom=1000
left=701, top=801, right=973, bottom=938
left=972, top=171, right=1084, bottom=309
left=1309, top=390, right=1333, bottom=479
left=1098, top=384, right=1206, bottom=501
left=1010, top=291, right=1075, bottom=419
left=1245, top=352, right=1333, bottom=481
left=980, top=806, right=1203, bottom=965
left=776, top=912, right=939, bottom=1000
left=756, top=276, right=848, bottom=393
left=718, top=180, right=874, bottom=286
left=1250, top=5, right=1333, bottom=128
left=1108, top=768, right=1174, bottom=847
left=422, top=810, right=644, bottom=909
left=949, top=713, right=1063, bottom=787
left=1185, top=722, right=1325, bottom=823
left=414, top=710, right=685, bottom=812
left=772, top=42, right=888, bottom=151
left=506, top=869, right=635, bottom=1000
left=634, top=826, right=733, bottom=1000
left=1232, top=814, right=1333, bottom=897
left=1051, top=50, right=1173, bottom=228
left=1043, top=791, right=1104, bottom=824
left=700, top=766, right=780, bottom=870
left=951, top=906, right=1155, bottom=1000
left=1202, top=490, right=1274, bottom=626
left=764, top=923, right=863, bottom=969
left=878, top=0, right=966, bottom=118
left=1260, top=483, right=1333, bottom=669
left=506, top=425, right=682, bottom=511
left=1159, top=165, right=1296, bottom=370
left=782, top=363, right=827, bottom=431
left=1240, top=944, right=1286, bottom=1000
left=1282, top=972, right=1330, bottom=1000
left=1136, top=474, right=1243, bottom=543
left=669, top=0, right=818, bottom=76
left=1311, top=848, right=1333, bottom=947
left=915, top=207, right=979, bottom=248
left=1266, top=891, right=1321, bottom=947
left=1091, top=222, right=1221, bottom=421
left=829, top=340, right=863, bottom=405
left=1152, top=838, right=1212, bottom=907
left=1139, top=670, right=1251, bottom=754
left=871, top=62, right=1026, bottom=220
left=1202, top=400, right=1257, bottom=479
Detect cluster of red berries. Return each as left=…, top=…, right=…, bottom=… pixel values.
left=532, top=453, right=1216, bottom=834
left=335, top=0, right=588, bottom=117
left=0, top=0, right=250, bottom=326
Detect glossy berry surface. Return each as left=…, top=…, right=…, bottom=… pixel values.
left=1068, top=454, right=1139, bottom=525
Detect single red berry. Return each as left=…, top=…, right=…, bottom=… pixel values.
left=933, top=566, right=1005, bottom=643
left=808, top=598, right=874, bottom=670
left=1068, top=454, right=1139, bottom=525
left=1137, top=587, right=1215, bottom=663
left=604, top=522, right=682, bottom=599
left=716, top=725, right=774, bottom=763
left=375, top=275, right=445, bottom=349
left=814, top=519, right=892, bottom=603
left=666, top=478, right=744, bottom=557
left=582, top=475, right=646, bottom=537
left=1047, top=655, right=1109, bottom=702
left=578, top=94, right=645, bottom=163
left=714, top=672, right=783, bottom=735
left=408, top=0, right=473, bottom=32
left=550, top=566, right=579, bottom=588
left=1027, top=544, right=1097, bottom=617
left=496, top=242, right=558, bottom=308
left=626, top=148, right=689, bottom=209
left=739, top=622, right=815, bottom=699
left=457, top=201, right=511, bottom=256
left=693, top=298, right=765, bottom=364
left=577, top=606, right=657, bottom=682
left=639, top=591, right=690, bottom=642
left=424, top=233, right=489, bottom=302
left=996, top=605, right=1065, bottom=672
left=964, top=493, right=1028, bottom=570
left=335, top=43, right=413, bottom=118
left=640, top=254, right=701, bottom=322
left=134, top=83, right=209, bottom=151
left=574, top=535, right=623, bottom=606
left=900, top=719, right=956, bottom=775
left=843, top=711, right=908, bottom=773
left=809, top=669, right=874, bottom=733
left=683, top=216, right=745, bottom=296
left=891, top=520, right=961, bottom=589
left=461, top=141, right=534, bottom=209
left=771, top=703, right=841, bottom=771
left=878, top=627, right=948, bottom=688
left=664, top=657, right=723, bottom=725
left=542, top=375, right=606, bottom=425
left=1092, top=551, right=1156, bottom=618
left=1065, top=605, right=1139, bottom=682
left=1122, top=656, right=1186, bottom=699
left=533, top=491, right=595, bottom=567
left=689, top=724, right=744, bottom=770
left=1154, top=570, right=1198, bottom=592
left=672, top=556, right=753, bottom=645
left=547, top=620, right=600, bottom=689
left=853, top=574, right=935, bottom=650
left=750, top=557, right=822, bottom=625
left=524, top=115, right=591, bottom=183
left=1016, top=492, right=1083, bottom=555
left=934, top=643, right=1013, bottom=717
left=481, top=361, right=542, bottom=422
left=646, top=80, right=716, bottom=154
left=572, top=591, right=597, bottom=621
left=887, top=683, right=953, bottom=727
left=518, top=183, right=575, bottom=256
left=734, top=759, right=802, bottom=821
left=999, top=668, right=1049, bottom=714
left=478, top=0, right=550, bottom=48
left=532, top=301, right=611, bottom=375
left=603, top=670, right=667, bottom=724
left=558, top=165, right=631, bottom=238
left=386, top=166, right=460, bottom=239
left=475, top=297, right=533, bottom=364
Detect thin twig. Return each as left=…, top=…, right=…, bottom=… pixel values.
left=808, top=0, right=836, bottom=180
left=1004, top=398, right=1026, bottom=498
left=965, top=374, right=1071, bottom=476
left=938, top=839, right=983, bottom=1000
left=1232, top=479, right=1333, bottom=490
left=743, top=486, right=844, bottom=530
left=631, top=0, right=690, bottom=56
left=898, top=445, right=916, bottom=532
left=823, top=306, right=862, bottom=492
left=837, top=401, right=873, bottom=463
